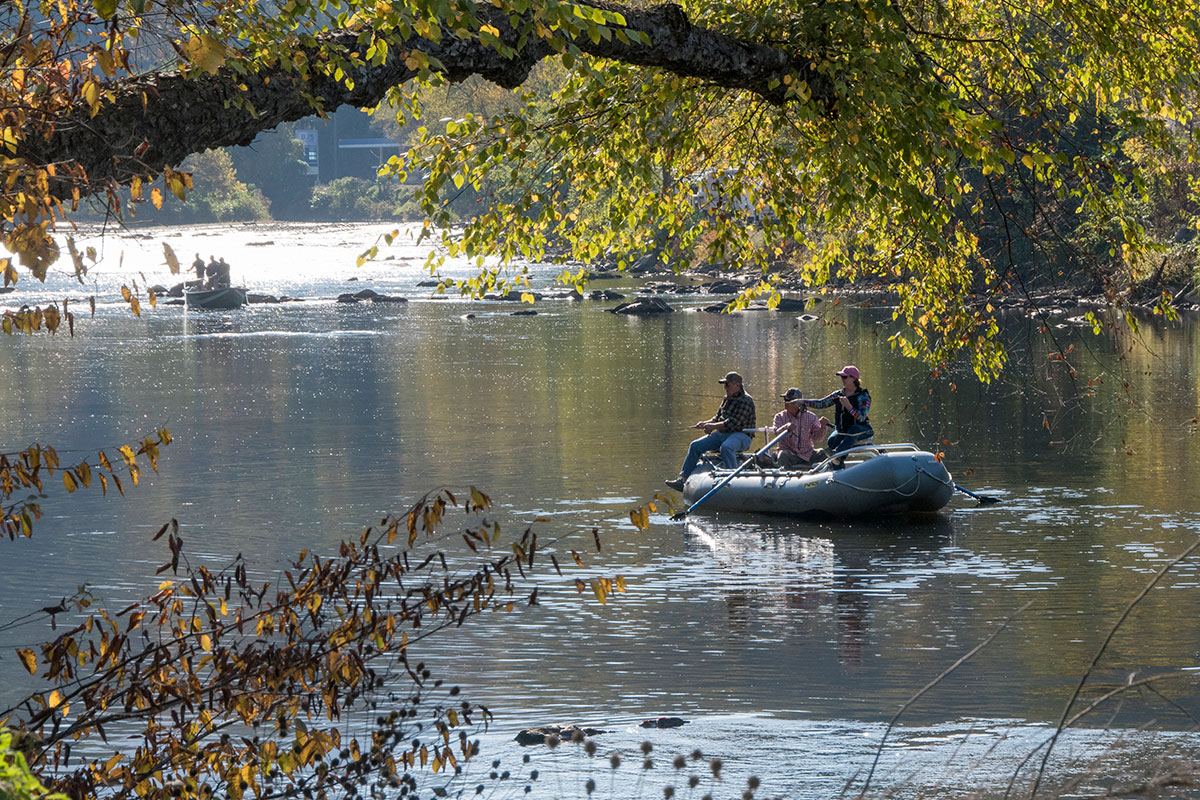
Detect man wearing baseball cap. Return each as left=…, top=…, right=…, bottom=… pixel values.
left=765, top=388, right=830, bottom=469
left=664, top=371, right=756, bottom=491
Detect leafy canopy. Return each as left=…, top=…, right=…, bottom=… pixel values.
left=3, top=0, right=1199, bottom=376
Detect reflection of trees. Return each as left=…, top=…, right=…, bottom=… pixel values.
left=683, top=516, right=953, bottom=668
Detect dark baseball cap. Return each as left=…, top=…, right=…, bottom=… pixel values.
left=717, top=371, right=743, bottom=384
left=780, top=388, right=805, bottom=402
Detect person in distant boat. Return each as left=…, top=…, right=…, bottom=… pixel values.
left=664, top=371, right=756, bottom=491
left=205, top=257, right=231, bottom=289
left=192, top=253, right=207, bottom=286
left=802, top=366, right=873, bottom=455
left=764, top=388, right=829, bottom=469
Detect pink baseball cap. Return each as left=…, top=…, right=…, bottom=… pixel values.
left=836, top=365, right=860, bottom=379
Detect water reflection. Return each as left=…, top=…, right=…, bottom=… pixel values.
left=683, top=516, right=954, bottom=668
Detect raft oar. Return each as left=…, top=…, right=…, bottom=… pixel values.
left=671, top=426, right=791, bottom=520
left=954, top=483, right=1001, bottom=505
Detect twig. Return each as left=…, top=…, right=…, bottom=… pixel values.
left=1027, top=538, right=1200, bottom=799
left=857, top=600, right=1034, bottom=799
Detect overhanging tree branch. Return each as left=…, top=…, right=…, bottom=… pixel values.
left=18, top=0, right=832, bottom=200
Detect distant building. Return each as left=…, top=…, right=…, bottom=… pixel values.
left=295, top=107, right=402, bottom=183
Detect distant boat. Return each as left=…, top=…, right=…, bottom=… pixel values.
left=185, top=286, right=248, bottom=310
left=681, top=443, right=954, bottom=517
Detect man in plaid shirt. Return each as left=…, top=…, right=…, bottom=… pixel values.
left=665, top=371, right=756, bottom=491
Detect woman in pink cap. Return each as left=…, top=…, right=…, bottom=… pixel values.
left=802, top=366, right=873, bottom=455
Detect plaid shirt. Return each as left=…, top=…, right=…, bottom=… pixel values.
left=773, top=408, right=825, bottom=460
left=714, top=389, right=756, bottom=434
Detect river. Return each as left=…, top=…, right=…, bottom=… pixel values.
left=2, top=222, right=1200, bottom=798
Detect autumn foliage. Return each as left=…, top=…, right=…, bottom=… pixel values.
left=1, top=487, right=629, bottom=800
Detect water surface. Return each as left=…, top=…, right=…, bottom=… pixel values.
left=2, top=223, right=1199, bottom=797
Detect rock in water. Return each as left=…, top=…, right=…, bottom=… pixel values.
left=639, top=717, right=688, bottom=729
left=609, top=298, right=674, bottom=315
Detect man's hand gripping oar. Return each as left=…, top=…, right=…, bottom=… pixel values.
left=670, top=425, right=792, bottom=521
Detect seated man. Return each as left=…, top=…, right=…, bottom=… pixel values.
left=205, top=257, right=232, bottom=289
left=764, top=388, right=829, bottom=469
left=665, top=371, right=756, bottom=491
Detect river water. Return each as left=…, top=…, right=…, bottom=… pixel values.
left=2, top=222, right=1200, bottom=799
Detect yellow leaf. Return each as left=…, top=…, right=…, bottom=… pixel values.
left=63, top=471, right=77, bottom=492
left=17, top=648, right=37, bottom=675
left=200, top=634, right=212, bottom=652
left=162, top=242, right=180, bottom=274
left=185, top=33, right=228, bottom=74
left=151, top=187, right=163, bottom=210
left=48, top=689, right=64, bottom=708
left=1021, top=154, right=1035, bottom=170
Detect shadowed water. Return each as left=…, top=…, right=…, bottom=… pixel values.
left=2, top=223, right=1199, bottom=797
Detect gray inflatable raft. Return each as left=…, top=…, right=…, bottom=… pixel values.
left=681, top=443, right=954, bottom=517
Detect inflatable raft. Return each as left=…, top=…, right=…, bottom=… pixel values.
left=681, top=443, right=954, bottom=517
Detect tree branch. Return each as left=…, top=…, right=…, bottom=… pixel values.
left=18, top=1, right=831, bottom=200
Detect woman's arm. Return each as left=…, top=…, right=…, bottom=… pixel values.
left=802, top=391, right=840, bottom=409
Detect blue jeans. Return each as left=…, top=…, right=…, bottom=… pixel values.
left=827, top=424, right=873, bottom=454
left=679, top=431, right=752, bottom=478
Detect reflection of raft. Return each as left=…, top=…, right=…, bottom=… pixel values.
left=682, top=443, right=954, bottom=517
left=185, top=286, right=248, bottom=310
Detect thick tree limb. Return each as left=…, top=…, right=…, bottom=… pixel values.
left=19, top=1, right=831, bottom=200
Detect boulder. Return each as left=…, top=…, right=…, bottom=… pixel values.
left=701, top=279, right=743, bottom=294
left=639, top=717, right=689, bottom=729
left=511, top=309, right=538, bottom=316
left=485, top=290, right=543, bottom=301
left=772, top=297, right=809, bottom=312
left=514, top=725, right=608, bottom=746
left=609, top=298, right=674, bottom=315
left=589, top=289, right=625, bottom=301
left=338, top=289, right=408, bottom=304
